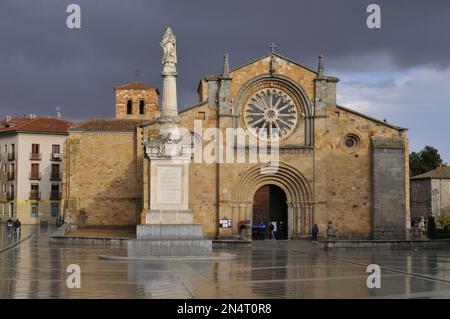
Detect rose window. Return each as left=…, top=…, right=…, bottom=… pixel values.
left=244, top=89, right=298, bottom=139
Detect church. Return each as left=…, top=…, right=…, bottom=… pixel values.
left=63, top=28, right=410, bottom=241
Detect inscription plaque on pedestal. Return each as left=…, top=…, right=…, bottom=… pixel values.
left=156, top=166, right=182, bottom=204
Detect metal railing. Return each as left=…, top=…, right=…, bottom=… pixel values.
left=29, top=172, right=41, bottom=180
left=50, top=172, right=62, bottom=181
left=51, top=153, right=62, bottom=161
left=50, top=191, right=62, bottom=200
left=6, top=191, right=14, bottom=200
left=29, top=191, right=41, bottom=200
left=30, top=152, right=42, bottom=160
left=7, top=171, right=14, bottom=180
left=7, top=152, right=15, bottom=161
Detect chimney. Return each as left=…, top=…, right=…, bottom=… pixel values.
left=56, top=106, right=62, bottom=119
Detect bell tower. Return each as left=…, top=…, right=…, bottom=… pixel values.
left=114, top=82, right=159, bottom=120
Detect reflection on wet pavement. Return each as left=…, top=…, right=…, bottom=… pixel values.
left=1, top=225, right=450, bottom=298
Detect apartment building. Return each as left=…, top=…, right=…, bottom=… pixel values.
left=0, top=115, right=71, bottom=224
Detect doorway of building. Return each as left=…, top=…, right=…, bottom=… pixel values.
left=252, top=185, right=288, bottom=240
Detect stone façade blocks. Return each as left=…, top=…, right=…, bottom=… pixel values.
left=371, top=136, right=407, bottom=240
left=63, top=132, right=143, bottom=226
left=127, top=239, right=212, bottom=257
left=128, top=223, right=212, bottom=257
left=136, top=224, right=204, bottom=240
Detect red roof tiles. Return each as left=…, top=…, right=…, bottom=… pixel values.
left=0, top=117, right=72, bottom=134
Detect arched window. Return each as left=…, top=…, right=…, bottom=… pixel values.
left=139, top=100, right=145, bottom=115
left=127, top=100, right=132, bottom=115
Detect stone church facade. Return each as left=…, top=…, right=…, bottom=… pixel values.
left=63, top=51, right=410, bottom=240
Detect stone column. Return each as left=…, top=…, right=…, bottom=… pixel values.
left=300, top=204, right=306, bottom=234
left=304, top=204, right=313, bottom=235
left=287, top=203, right=294, bottom=239
left=158, top=27, right=181, bottom=139
left=231, top=204, right=239, bottom=234
left=239, top=203, right=247, bottom=224
left=309, top=205, right=315, bottom=233
left=246, top=203, right=253, bottom=221
left=128, top=27, right=212, bottom=257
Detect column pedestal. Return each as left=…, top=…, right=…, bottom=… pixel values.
left=128, top=224, right=212, bottom=257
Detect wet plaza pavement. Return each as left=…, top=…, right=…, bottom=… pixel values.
left=1, top=225, right=450, bottom=298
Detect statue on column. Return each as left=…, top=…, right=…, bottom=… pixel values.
left=161, top=27, right=177, bottom=65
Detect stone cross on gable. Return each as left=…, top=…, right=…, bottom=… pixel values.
left=269, top=42, right=277, bottom=53
left=134, top=67, right=143, bottom=81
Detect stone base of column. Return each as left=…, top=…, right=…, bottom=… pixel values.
left=127, top=224, right=212, bottom=257
left=146, top=210, right=193, bottom=224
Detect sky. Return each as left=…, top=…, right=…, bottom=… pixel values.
left=0, top=0, right=449, bottom=161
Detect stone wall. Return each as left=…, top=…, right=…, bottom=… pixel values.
left=63, top=132, right=142, bottom=225
left=431, top=178, right=450, bottom=217
left=371, top=136, right=407, bottom=239
left=410, top=179, right=432, bottom=219
left=309, top=108, right=408, bottom=239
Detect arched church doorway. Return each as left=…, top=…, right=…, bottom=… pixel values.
left=252, top=185, right=288, bottom=240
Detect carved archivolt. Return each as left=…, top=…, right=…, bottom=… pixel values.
left=231, top=161, right=312, bottom=205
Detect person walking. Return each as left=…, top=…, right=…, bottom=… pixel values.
left=14, top=219, right=21, bottom=237
left=269, top=223, right=276, bottom=240
left=7, top=219, right=14, bottom=237
left=312, top=223, right=319, bottom=242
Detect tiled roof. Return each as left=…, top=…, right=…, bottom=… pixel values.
left=0, top=117, right=72, bottom=134
left=114, top=82, right=159, bottom=93
left=411, top=166, right=450, bottom=180
left=69, top=119, right=148, bottom=132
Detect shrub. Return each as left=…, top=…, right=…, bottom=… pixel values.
left=438, top=211, right=450, bottom=230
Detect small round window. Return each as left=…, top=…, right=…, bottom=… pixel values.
left=345, top=137, right=355, bottom=148
left=343, top=134, right=360, bottom=151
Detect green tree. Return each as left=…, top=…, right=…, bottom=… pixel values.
left=410, top=146, right=446, bottom=177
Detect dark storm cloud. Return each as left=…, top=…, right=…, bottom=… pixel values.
left=1, top=0, right=450, bottom=120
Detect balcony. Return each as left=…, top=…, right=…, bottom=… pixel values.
left=30, top=152, right=42, bottom=160
left=50, top=191, right=61, bottom=200
left=7, top=171, right=14, bottom=181
left=29, top=172, right=41, bottom=180
left=51, top=153, right=62, bottom=161
left=50, top=172, right=62, bottom=181
left=7, top=152, right=15, bottom=161
left=7, top=191, right=14, bottom=200
left=29, top=191, right=41, bottom=200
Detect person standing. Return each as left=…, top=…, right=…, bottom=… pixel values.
left=312, top=223, right=319, bottom=242
left=7, top=219, right=14, bottom=237
left=258, top=221, right=266, bottom=241
left=14, top=219, right=21, bottom=237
